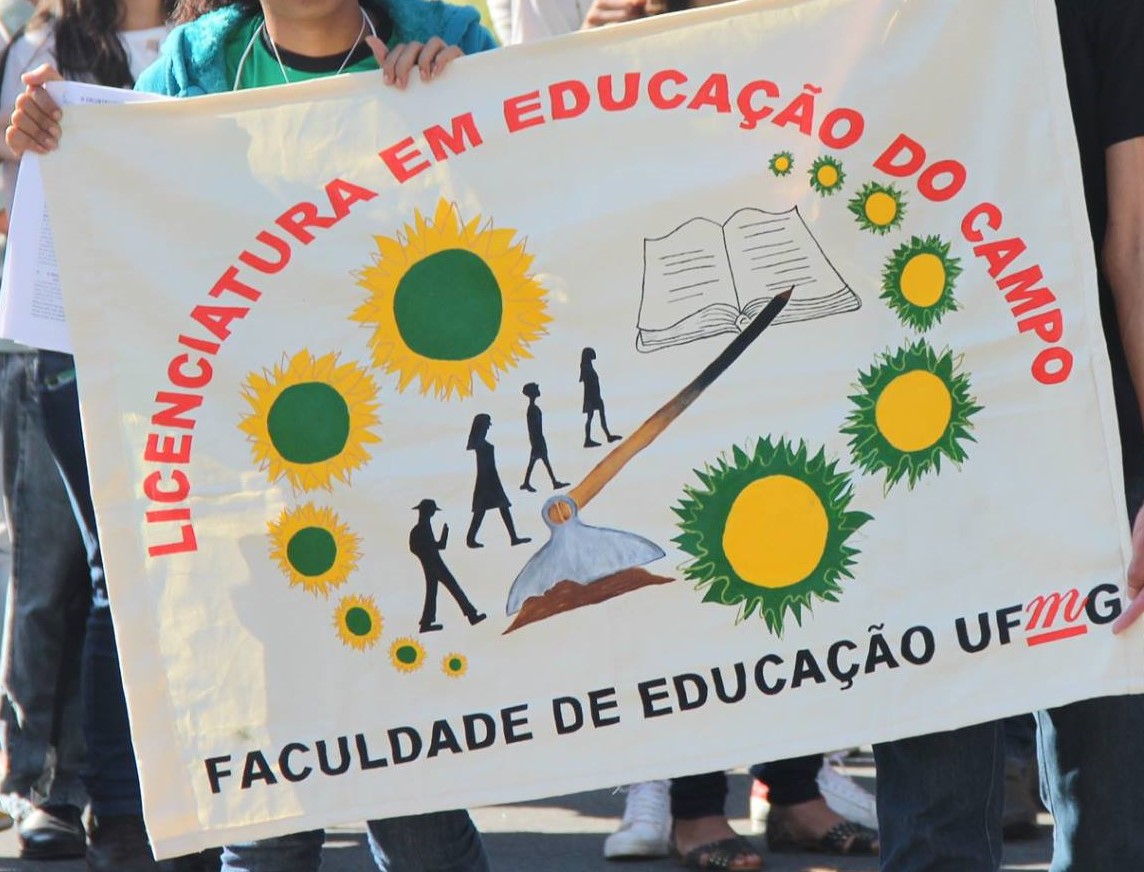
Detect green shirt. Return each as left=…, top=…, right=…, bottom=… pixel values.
left=224, top=15, right=390, bottom=91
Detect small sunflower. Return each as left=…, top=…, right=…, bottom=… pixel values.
left=268, top=503, right=360, bottom=597
left=849, top=182, right=906, bottom=235
left=239, top=350, right=381, bottom=492
left=354, top=199, right=550, bottom=401
left=769, top=151, right=795, bottom=177
left=808, top=156, right=846, bottom=195
left=442, top=652, right=469, bottom=678
left=881, top=235, right=962, bottom=331
left=842, top=340, right=982, bottom=491
left=334, top=594, right=383, bottom=650
left=390, top=637, right=427, bottom=673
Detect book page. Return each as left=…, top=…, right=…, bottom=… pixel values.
left=0, top=81, right=169, bottom=353
left=637, top=217, right=740, bottom=334
left=723, top=207, right=854, bottom=318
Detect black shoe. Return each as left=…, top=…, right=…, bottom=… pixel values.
left=468, top=612, right=487, bottom=626
left=606, top=434, right=623, bottom=443
left=17, top=804, right=86, bottom=860
left=420, top=622, right=443, bottom=633
left=520, top=483, right=537, bottom=492
left=552, top=480, right=570, bottom=489
left=87, top=814, right=159, bottom=872
left=584, top=439, right=601, bottom=447
left=509, top=536, right=532, bottom=546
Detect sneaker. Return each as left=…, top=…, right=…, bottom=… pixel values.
left=748, top=779, right=770, bottom=834
left=817, top=754, right=878, bottom=830
left=603, top=780, right=671, bottom=860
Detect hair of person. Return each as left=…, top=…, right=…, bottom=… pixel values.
left=30, top=0, right=176, bottom=87
left=579, top=347, right=596, bottom=381
left=172, top=0, right=256, bottom=24
left=467, top=413, right=491, bottom=449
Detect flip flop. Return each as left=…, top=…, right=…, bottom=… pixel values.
left=671, top=834, right=764, bottom=870
left=766, top=816, right=878, bottom=856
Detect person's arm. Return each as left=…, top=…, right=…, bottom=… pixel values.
left=1105, top=138, right=1144, bottom=631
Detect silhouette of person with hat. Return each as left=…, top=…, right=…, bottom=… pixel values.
left=409, top=499, right=485, bottom=633
left=521, top=382, right=569, bottom=492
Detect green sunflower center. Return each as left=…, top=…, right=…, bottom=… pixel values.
left=394, top=249, right=503, bottom=361
left=286, top=526, right=337, bottom=577
left=344, top=607, right=372, bottom=637
left=396, top=645, right=418, bottom=664
left=267, top=382, right=350, bottom=463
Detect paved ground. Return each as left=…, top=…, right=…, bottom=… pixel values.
left=0, top=760, right=1053, bottom=871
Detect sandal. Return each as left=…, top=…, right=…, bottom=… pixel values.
left=766, top=814, right=878, bottom=856
left=671, top=834, right=764, bottom=870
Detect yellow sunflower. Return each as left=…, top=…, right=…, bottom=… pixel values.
left=268, top=503, right=360, bottom=597
left=239, top=350, right=381, bottom=492
left=442, top=652, right=469, bottom=678
left=353, top=199, right=550, bottom=400
left=389, top=637, right=427, bottom=673
left=333, top=594, right=383, bottom=650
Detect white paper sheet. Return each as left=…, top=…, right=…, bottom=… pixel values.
left=0, top=81, right=168, bottom=352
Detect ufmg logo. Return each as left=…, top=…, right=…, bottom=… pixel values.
left=1023, top=584, right=1122, bottom=646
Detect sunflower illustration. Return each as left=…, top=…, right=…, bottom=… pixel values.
left=769, top=151, right=795, bottom=177
left=268, top=503, right=360, bottom=596
left=390, top=637, right=427, bottom=673
left=808, top=156, right=846, bottom=195
left=881, top=235, right=962, bottom=331
left=842, top=340, right=982, bottom=490
left=353, top=199, right=550, bottom=400
left=674, top=438, right=871, bottom=635
left=333, top=594, right=383, bottom=650
left=240, top=350, right=380, bottom=491
left=849, top=182, right=906, bottom=235
left=442, top=652, right=469, bottom=678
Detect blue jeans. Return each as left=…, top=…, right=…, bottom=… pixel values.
left=0, top=352, right=89, bottom=814
left=875, top=697, right=1144, bottom=871
left=36, top=351, right=142, bottom=817
left=221, top=811, right=490, bottom=871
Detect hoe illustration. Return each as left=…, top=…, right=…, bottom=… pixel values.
left=504, top=289, right=792, bottom=631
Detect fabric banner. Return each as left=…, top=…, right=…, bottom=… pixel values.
left=41, top=0, right=1143, bottom=856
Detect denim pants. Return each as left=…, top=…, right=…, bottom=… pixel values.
left=875, top=697, right=1144, bottom=871
left=221, top=811, right=490, bottom=871
left=36, top=351, right=143, bottom=817
left=0, top=352, right=89, bottom=814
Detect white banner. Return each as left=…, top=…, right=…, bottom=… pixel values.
left=40, top=0, right=1141, bottom=856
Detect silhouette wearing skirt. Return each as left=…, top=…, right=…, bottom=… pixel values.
left=466, top=413, right=531, bottom=548
left=580, top=347, right=622, bottom=447
left=409, top=499, right=485, bottom=632
left=521, top=382, right=569, bottom=492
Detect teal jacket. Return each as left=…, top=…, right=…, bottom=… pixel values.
left=136, top=0, right=496, bottom=97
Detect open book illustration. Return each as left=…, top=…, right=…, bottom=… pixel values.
left=636, top=207, right=860, bottom=353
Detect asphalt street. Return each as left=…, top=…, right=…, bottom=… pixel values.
left=0, top=764, right=1053, bottom=871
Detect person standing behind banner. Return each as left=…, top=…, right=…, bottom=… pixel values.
left=0, top=4, right=222, bottom=870
left=873, top=1, right=1144, bottom=871
left=0, top=1, right=77, bottom=855
left=5, top=0, right=498, bottom=870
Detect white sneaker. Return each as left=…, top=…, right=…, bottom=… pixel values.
left=603, top=780, right=671, bottom=860
left=817, top=754, right=878, bottom=830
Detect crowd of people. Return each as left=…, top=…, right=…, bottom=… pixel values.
left=0, top=0, right=1139, bottom=869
